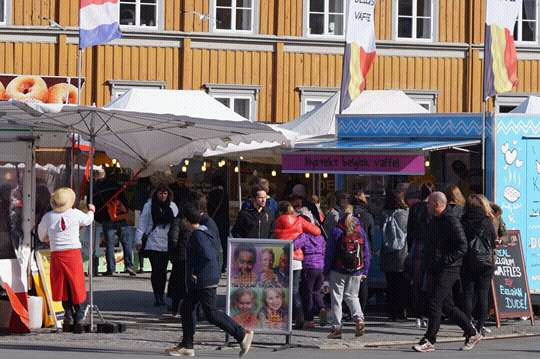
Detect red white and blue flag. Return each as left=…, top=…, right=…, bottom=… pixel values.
left=483, top=0, right=522, bottom=99
left=79, top=0, right=122, bottom=48
left=339, top=0, right=377, bottom=112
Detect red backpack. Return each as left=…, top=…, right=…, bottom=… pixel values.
left=335, top=223, right=366, bottom=272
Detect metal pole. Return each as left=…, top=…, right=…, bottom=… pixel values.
left=88, top=115, right=95, bottom=331
left=237, top=159, right=242, bottom=209
left=77, top=49, right=82, bottom=106
left=482, top=99, right=487, bottom=194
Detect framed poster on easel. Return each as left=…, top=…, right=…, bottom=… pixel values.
left=491, top=230, right=535, bottom=328
left=226, top=238, right=293, bottom=342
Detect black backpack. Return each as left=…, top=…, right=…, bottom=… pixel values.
left=335, top=223, right=366, bottom=272
left=467, top=228, right=494, bottom=271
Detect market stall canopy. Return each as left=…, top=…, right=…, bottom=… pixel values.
left=342, top=90, right=429, bottom=114
left=510, top=96, right=540, bottom=113
left=0, top=100, right=285, bottom=176
left=203, top=93, right=340, bottom=163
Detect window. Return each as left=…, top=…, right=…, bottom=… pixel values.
left=107, top=80, right=165, bottom=100
left=120, top=0, right=157, bottom=28
left=404, top=90, right=438, bottom=113
left=298, top=87, right=338, bottom=114
left=494, top=94, right=532, bottom=113
left=205, top=84, right=260, bottom=121
left=0, top=0, right=7, bottom=25
left=307, top=0, right=345, bottom=36
left=396, top=0, right=434, bottom=40
left=214, top=0, right=254, bottom=32
left=514, top=0, right=537, bottom=43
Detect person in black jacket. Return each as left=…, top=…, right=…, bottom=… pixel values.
left=231, top=185, right=274, bottom=239
left=166, top=204, right=254, bottom=357
left=207, top=176, right=230, bottom=272
left=413, top=192, right=482, bottom=353
left=461, top=194, right=497, bottom=335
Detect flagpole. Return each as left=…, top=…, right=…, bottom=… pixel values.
left=77, top=49, right=83, bottom=106
left=482, top=98, right=487, bottom=195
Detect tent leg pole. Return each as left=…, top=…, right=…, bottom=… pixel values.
left=237, top=159, right=242, bottom=209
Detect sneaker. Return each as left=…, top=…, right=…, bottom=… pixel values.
left=239, top=330, right=254, bottom=357
left=412, top=339, right=435, bottom=352
left=327, top=327, right=342, bottom=339
left=416, top=318, right=428, bottom=328
left=481, top=326, right=491, bottom=336
left=125, top=267, right=137, bottom=276
left=461, top=332, right=482, bottom=351
left=165, top=345, right=195, bottom=357
left=355, top=320, right=365, bottom=337
left=319, top=308, right=328, bottom=327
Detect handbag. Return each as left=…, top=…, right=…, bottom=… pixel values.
left=140, top=232, right=149, bottom=257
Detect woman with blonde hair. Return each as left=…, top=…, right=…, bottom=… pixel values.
left=461, top=193, right=497, bottom=336
left=445, top=184, right=466, bottom=219
left=324, top=205, right=371, bottom=339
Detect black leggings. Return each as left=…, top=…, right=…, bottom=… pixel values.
left=146, top=250, right=169, bottom=299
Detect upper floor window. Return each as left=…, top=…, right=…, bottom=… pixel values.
left=396, top=0, right=434, bottom=41
left=298, top=87, right=338, bottom=114
left=120, top=0, right=157, bottom=28
left=307, top=0, right=345, bottom=36
left=214, top=0, right=253, bottom=32
left=107, top=80, right=166, bottom=100
left=404, top=90, right=438, bottom=112
left=1, top=0, right=7, bottom=25
left=514, top=0, right=537, bottom=43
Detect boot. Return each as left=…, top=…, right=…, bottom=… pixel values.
left=62, top=301, right=73, bottom=332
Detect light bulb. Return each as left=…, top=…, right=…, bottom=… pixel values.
left=305, top=173, right=310, bottom=179
left=181, top=166, right=187, bottom=172
left=234, top=166, right=239, bottom=173
left=323, top=173, right=328, bottom=178
left=425, top=159, right=430, bottom=167
left=184, top=159, right=189, bottom=166
left=271, top=170, right=277, bottom=177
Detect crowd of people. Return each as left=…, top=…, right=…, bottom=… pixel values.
left=32, top=169, right=507, bottom=355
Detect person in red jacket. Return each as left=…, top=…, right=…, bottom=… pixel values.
left=274, top=199, right=321, bottom=329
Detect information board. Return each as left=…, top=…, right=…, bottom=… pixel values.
left=491, top=230, right=534, bottom=327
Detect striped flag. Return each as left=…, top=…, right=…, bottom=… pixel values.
left=339, top=0, right=377, bottom=113
left=79, top=0, right=122, bottom=49
left=483, top=0, right=522, bottom=99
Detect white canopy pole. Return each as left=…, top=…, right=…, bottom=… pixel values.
left=237, top=159, right=242, bottom=209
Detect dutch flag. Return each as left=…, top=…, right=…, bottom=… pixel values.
left=79, top=0, right=122, bottom=49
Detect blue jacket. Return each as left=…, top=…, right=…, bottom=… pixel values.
left=324, top=217, right=371, bottom=276
left=186, top=225, right=221, bottom=290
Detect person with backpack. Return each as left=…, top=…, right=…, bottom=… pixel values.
left=461, top=194, right=497, bottom=336
left=380, top=190, right=409, bottom=321
left=324, top=205, right=371, bottom=339
left=412, top=192, right=482, bottom=352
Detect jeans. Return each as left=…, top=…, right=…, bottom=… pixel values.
left=103, top=221, right=133, bottom=272
left=424, top=268, right=477, bottom=344
left=146, top=250, right=169, bottom=299
left=301, top=268, right=324, bottom=321
left=180, top=287, right=245, bottom=349
left=462, top=268, right=493, bottom=330
left=329, top=270, right=364, bottom=327
left=292, top=269, right=304, bottom=324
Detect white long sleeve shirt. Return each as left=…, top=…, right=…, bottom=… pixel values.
left=135, top=200, right=178, bottom=252
left=38, top=208, right=94, bottom=252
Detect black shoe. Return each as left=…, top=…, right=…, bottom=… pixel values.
left=62, top=319, right=73, bottom=333
left=102, top=271, right=114, bottom=276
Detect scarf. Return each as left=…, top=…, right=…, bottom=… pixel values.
left=151, top=198, right=174, bottom=229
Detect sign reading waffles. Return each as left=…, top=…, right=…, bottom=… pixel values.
left=0, top=74, right=84, bottom=104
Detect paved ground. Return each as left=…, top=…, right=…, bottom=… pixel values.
left=1, top=273, right=539, bottom=353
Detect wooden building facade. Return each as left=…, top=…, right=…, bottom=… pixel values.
left=1, top=0, right=540, bottom=121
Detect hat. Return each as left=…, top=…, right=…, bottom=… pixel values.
left=291, top=184, right=306, bottom=198
left=50, top=187, right=76, bottom=213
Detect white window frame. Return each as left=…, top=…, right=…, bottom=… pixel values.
left=404, top=90, right=438, bottom=113
left=0, top=0, right=10, bottom=25
left=119, top=0, right=161, bottom=31
left=394, top=0, right=436, bottom=42
left=107, top=80, right=166, bottom=100
left=210, top=0, right=257, bottom=33
left=494, top=93, right=537, bottom=113
left=204, top=84, right=260, bottom=122
left=304, top=0, right=346, bottom=38
left=298, top=86, right=338, bottom=114
left=514, top=0, right=538, bottom=45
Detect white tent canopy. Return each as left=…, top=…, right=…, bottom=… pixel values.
left=0, top=99, right=285, bottom=176
left=510, top=96, right=540, bottom=113
left=203, top=90, right=428, bottom=162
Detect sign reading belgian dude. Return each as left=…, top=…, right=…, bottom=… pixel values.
left=491, top=230, right=535, bottom=327
left=226, top=239, right=293, bottom=335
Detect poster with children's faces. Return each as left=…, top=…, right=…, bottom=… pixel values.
left=226, top=238, right=293, bottom=334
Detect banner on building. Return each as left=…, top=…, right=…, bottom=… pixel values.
left=0, top=74, right=84, bottom=104
left=80, top=0, right=122, bottom=48
left=339, top=0, right=377, bottom=112
left=483, top=0, right=522, bottom=99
